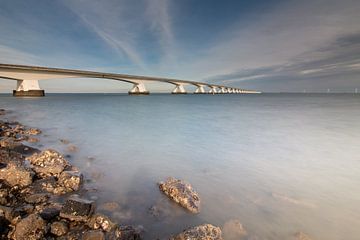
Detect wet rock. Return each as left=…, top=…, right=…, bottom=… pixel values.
left=24, top=193, right=50, bottom=204
left=60, top=197, right=95, bottom=222
left=88, top=213, right=115, bottom=232
left=0, top=109, right=5, bottom=115
left=158, top=177, right=200, bottom=213
left=294, top=232, right=313, bottom=240
left=13, top=214, right=46, bottom=240
left=222, top=219, right=247, bottom=240
left=0, top=162, right=34, bottom=187
left=0, top=215, right=11, bottom=238
left=59, top=139, right=70, bottom=144
left=99, top=202, right=120, bottom=212
left=0, top=148, right=24, bottom=164
left=83, top=230, right=105, bottom=240
left=50, top=221, right=69, bottom=237
left=27, top=149, right=69, bottom=178
left=107, top=225, right=142, bottom=240
left=0, top=205, right=15, bottom=223
left=170, top=224, right=222, bottom=240
left=58, top=170, right=83, bottom=192
left=67, top=145, right=78, bottom=152
left=13, top=204, right=34, bottom=217
left=0, top=180, right=12, bottom=205
left=23, top=128, right=41, bottom=136
left=40, top=204, right=62, bottom=221
left=26, top=137, right=39, bottom=143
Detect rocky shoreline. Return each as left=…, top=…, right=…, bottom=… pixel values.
left=0, top=109, right=225, bottom=240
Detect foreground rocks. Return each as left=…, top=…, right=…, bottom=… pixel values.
left=159, top=177, right=201, bottom=213
left=170, top=224, right=223, bottom=240
left=0, top=115, right=143, bottom=240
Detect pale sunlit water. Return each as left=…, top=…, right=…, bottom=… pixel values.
left=1, top=93, right=359, bottom=240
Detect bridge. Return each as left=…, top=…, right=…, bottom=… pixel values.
left=0, top=64, right=261, bottom=96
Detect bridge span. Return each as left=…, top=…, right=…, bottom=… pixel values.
left=0, top=64, right=261, bottom=96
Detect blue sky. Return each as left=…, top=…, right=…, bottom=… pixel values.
left=0, top=0, right=359, bottom=92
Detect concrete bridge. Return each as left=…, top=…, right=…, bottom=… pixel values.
left=0, top=64, right=261, bottom=96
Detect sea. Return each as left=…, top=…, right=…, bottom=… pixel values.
left=1, top=93, right=359, bottom=240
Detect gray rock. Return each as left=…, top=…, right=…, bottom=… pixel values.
left=40, top=205, right=62, bottom=221
left=13, top=214, right=46, bottom=240
left=170, top=224, right=223, bottom=240
left=50, top=221, right=69, bottom=237
left=60, top=197, right=95, bottom=222
left=0, top=162, right=34, bottom=187
left=24, top=193, right=50, bottom=204
left=158, top=177, right=200, bottom=213
left=27, top=149, right=69, bottom=178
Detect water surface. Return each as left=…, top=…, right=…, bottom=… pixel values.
left=1, top=93, right=359, bottom=239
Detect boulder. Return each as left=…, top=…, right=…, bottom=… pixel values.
left=158, top=177, right=200, bottom=213
left=27, top=149, right=69, bottom=177
left=170, top=224, right=222, bottom=240
left=0, top=162, right=34, bottom=187
left=40, top=204, right=62, bottom=221
left=58, top=170, right=83, bottom=192
left=60, top=197, right=95, bottom=222
left=13, top=214, right=46, bottom=240
left=50, top=221, right=69, bottom=237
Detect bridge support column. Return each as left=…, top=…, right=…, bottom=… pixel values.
left=13, top=80, right=45, bottom=97
left=172, top=84, right=187, bottom=94
left=128, top=82, right=149, bottom=95
left=194, top=85, right=206, bottom=94
left=209, top=86, right=218, bottom=94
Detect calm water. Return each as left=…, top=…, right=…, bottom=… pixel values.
left=1, top=93, right=359, bottom=239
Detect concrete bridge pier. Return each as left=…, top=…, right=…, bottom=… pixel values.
left=194, top=85, right=206, bottom=94
left=209, top=86, right=218, bottom=94
left=13, top=79, right=45, bottom=97
left=172, top=84, right=187, bottom=94
left=128, top=82, right=149, bottom=95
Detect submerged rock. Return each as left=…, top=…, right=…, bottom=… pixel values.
left=158, top=177, right=200, bottom=213
left=23, top=128, right=41, bottom=136
left=294, top=232, right=313, bottom=240
left=107, top=225, right=142, bottom=240
left=60, top=197, right=95, bottom=222
left=83, top=230, right=105, bottom=240
left=13, top=214, right=46, bottom=240
left=170, top=224, right=222, bottom=240
left=26, top=149, right=69, bottom=177
left=222, top=219, right=247, bottom=240
left=0, top=162, right=34, bottom=188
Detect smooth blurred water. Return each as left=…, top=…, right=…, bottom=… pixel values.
left=1, top=93, right=359, bottom=240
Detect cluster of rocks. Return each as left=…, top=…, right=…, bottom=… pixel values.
left=0, top=112, right=141, bottom=239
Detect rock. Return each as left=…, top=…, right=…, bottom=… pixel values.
left=24, top=128, right=41, bottom=136
left=27, top=149, right=69, bottom=177
left=158, top=177, right=200, bottom=213
left=222, top=219, right=247, bottom=240
left=59, top=139, right=70, bottom=144
left=99, top=202, right=120, bottom=212
left=0, top=162, right=34, bottom=187
left=83, top=230, right=105, bottom=240
left=0, top=180, right=12, bottom=205
left=67, top=145, right=78, bottom=152
left=0, top=148, right=25, bottom=165
left=50, top=221, right=69, bottom=237
left=170, top=224, right=222, bottom=240
left=107, top=225, right=142, bottom=240
left=0, top=205, right=15, bottom=223
left=58, top=170, right=83, bottom=192
left=0, top=215, right=11, bottom=238
left=26, top=137, right=39, bottom=143
left=88, top=213, right=115, bottom=232
left=60, top=197, right=95, bottom=222
left=294, top=232, right=313, bottom=240
left=13, top=214, right=46, bottom=240
left=40, top=205, right=62, bottom=221
left=24, top=193, right=49, bottom=204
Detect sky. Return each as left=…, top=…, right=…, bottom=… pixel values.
left=0, top=0, right=359, bottom=93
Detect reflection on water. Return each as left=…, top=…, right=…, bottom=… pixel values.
left=1, top=93, right=360, bottom=239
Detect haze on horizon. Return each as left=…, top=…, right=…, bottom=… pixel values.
left=0, top=0, right=359, bottom=93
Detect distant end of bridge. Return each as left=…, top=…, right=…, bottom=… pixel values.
left=0, top=64, right=261, bottom=96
